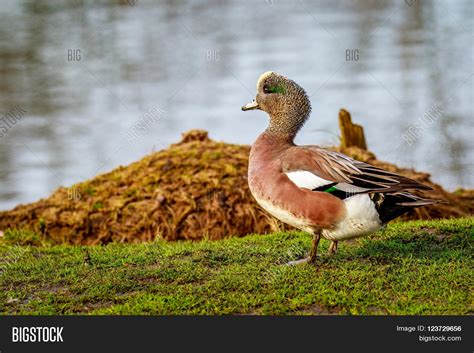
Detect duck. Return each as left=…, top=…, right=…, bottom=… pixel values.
left=242, top=71, right=436, bottom=264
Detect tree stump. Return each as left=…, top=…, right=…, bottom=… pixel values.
left=338, top=109, right=367, bottom=150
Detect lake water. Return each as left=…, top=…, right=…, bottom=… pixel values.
left=0, top=0, right=472, bottom=210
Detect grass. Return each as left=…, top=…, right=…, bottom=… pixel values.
left=0, top=218, right=472, bottom=315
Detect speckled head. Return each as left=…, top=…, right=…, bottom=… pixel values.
left=242, top=71, right=311, bottom=138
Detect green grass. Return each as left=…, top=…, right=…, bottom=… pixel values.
left=0, top=218, right=472, bottom=315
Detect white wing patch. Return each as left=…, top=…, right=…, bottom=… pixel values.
left=285, top=171, right=333, bottom=190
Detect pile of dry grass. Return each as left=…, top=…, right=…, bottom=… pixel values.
left=0, top=129, right=472, bottom=245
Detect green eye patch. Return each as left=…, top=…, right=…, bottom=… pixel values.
left=264, top=84, right=286, bottom=94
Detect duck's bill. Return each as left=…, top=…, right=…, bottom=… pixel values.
left=241, top=99, right=260, bottom=111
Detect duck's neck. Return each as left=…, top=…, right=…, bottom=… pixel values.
left=266, top=116, right=305, bottom=142
left=261, top=129, right=296, bottom=146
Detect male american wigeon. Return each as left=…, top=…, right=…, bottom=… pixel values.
left=242, top=71, right=436, bottom=264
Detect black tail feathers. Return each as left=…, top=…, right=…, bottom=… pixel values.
left=370, top=192, right=439, bottom=224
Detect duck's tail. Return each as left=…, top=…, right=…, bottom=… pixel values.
left=370, top=192, right=441, bottom=224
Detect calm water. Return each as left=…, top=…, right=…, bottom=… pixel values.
left=0, top=0, right=472, bottom=210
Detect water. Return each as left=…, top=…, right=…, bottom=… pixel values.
left=0, top=0, right=472, bottom=210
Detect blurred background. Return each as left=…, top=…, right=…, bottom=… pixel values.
left=0, top=0, right=472, bottom=210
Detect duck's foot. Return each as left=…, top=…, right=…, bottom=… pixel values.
left=286, top=232, right=321, bottom=266
left=286, top=256, right=313, bottom=266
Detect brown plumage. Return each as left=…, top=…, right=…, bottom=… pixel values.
left=248, top=133, right=347, bottom=230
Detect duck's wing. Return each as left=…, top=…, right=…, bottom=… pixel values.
left=280, top=146, right=432, bottom=194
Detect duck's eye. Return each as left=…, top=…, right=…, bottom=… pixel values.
left=263, top=84, right=272, bottom=94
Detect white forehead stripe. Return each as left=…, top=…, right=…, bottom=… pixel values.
left=256, top=71, right=274, bottom=90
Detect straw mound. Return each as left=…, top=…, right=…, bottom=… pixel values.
left=0, top=130, right=472, bottom=244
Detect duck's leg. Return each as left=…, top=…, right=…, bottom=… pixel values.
left=328, top=241, right=338, bottom=255
left=308, top=232, right=321, bottom=263
left=287, top=231, right=321, bottom=265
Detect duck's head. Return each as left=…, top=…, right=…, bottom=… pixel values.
left=242, top=71, right=311, bottom=137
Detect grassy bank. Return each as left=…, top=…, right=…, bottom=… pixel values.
left=0, top=218, right=472, bottom=315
